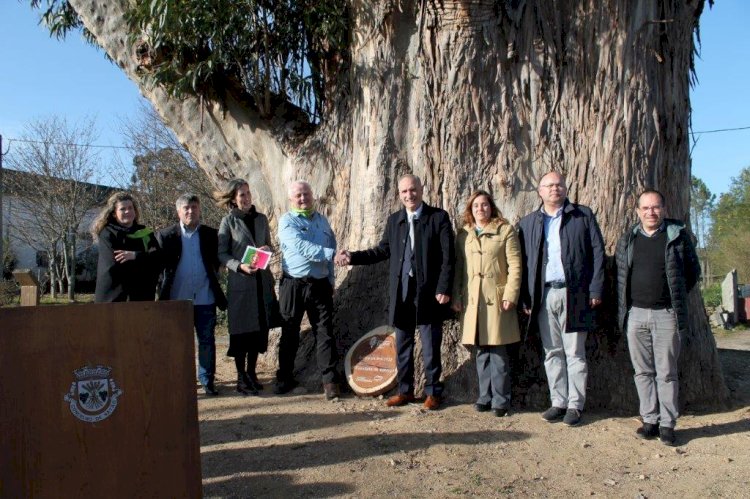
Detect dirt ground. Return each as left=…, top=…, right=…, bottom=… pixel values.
left=197, top=332, right=750, bottom=498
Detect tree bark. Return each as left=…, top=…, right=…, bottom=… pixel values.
left=68, top=0, right=728, bottom=409
left=66, top=231, right=76, bottom=300
left=48, top=246, right=57, bottom=299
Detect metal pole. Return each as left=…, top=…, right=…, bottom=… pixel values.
left=1, top=134, right=5, bottom=278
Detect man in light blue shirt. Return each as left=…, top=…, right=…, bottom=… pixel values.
left=543, top=207, right=566, bottom=283
left=518, top=172, right=605, bottom=427
left=276, top=180, right=339, bottom=399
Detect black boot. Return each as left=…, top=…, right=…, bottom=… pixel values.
left=246, top=351, right=263, bottom=391
left=235, top=356, right=258, bottom=396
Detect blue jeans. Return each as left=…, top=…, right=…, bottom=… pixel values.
left=194, top=304, right=217, bottom=387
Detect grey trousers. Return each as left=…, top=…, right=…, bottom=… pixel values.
left=538, top=287, right=588, bottom=410
left=475, top=345, right=511, bottom=409
left=626, top=306, right=680, bottom=428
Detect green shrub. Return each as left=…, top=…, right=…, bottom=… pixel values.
left=0, top=279, right=19, bottom=306
left=702, top=282, right=722, bottom=308
left=2, top=239, right=17, bottom=279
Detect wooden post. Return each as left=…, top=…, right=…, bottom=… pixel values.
left=0, top=301, right=201, bottom=498
left=12, top=269, right=39, bottom=306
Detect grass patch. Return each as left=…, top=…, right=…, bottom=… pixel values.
left=713, top=323, right=749, bottom=337
left=39, top=293, right=95, bottom=305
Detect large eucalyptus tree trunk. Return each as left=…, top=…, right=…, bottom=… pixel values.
left=69, top=0, right=727, bottom=410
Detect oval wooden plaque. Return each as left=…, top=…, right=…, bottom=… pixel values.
left=345, top=326, right=398, bottom=396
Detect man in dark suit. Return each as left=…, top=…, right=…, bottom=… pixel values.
left=158, top=194, right=228, bottom=396
left=336, top=175, right=454, bottom=410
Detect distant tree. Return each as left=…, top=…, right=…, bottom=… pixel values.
left=690, top=176, right=715, bottom=285
left=709, top=167, right=750, bottom=282
left=122, top=102, right=224, bottom=230
left=5, top=116, right=108, bottom=299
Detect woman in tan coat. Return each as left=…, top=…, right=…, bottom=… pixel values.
left=452, top=190, right=522, bottom=416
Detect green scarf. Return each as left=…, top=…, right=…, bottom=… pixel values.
left=292, top=208, right=314, bottom=218
left=126, top=227, right=155, bottom=251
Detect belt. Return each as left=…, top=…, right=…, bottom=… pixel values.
left=544, top=281, right=566, bottom=289
left=282, top=273, right=328, bottom=284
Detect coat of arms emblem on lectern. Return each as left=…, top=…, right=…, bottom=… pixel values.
left=64, top=365, right=123, bottom=423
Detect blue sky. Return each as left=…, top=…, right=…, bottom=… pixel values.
left=1, top=1, right=749, bottom=196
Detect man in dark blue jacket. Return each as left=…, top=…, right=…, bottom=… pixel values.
left=158, top=194, right=228, bottom=396
left=615, top=190, right=700, bottom=446
left=518, top=172, right=605, bottom=426
left=336, top=175, right=454, bottom=410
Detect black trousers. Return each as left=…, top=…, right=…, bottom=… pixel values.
left=394, top=276, right=444, bottom=396
left=277, top=275, right=338, bottom=384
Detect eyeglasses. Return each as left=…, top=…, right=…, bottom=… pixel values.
left=540, top=183, right=565, bottom=189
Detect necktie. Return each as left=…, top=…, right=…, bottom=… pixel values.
left=401, top=215, right=415, bottom=301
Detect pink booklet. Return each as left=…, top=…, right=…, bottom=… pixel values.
left=241, top=246, right=272, bottom=270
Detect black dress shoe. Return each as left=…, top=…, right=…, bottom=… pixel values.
left=493, top=408, right=509, bottom=417
left=636, top=422, right=659, bottom=440
left=659, top=427, right=676, bottom=446
left=474, top=403, right=491, bottom=412
left=563, top=409, right=582, bottom=427
left=237, top=375, right=259, bottom=396
left=203, top=383, right=219, bottom=396
left=541, top=406, right=567, bottom=422
left=273, top=379, right=298, bottom=395
left=247, top=374, right=264, bottom=391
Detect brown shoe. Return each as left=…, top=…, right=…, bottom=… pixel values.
left=424, top=395, right=441, bottom=410
left=386, top=393, right=415, bottom=407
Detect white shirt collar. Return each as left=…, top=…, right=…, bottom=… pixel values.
left=407, top=203, right=424, bottom=220
left=180, top=222, right=200, bottom=236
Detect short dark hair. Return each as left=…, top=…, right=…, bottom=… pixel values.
left=638, top=189, right=665, bottom=207
left=176, top=193, right=200, bottom=209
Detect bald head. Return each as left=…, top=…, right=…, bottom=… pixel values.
left=537, top=171, right=567, bottom=212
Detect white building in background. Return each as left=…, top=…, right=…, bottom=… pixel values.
left=1, top=169, right=116, bottom=284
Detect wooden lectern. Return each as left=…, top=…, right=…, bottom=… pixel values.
left=0, top=301, right=202, bottom=498
left=12, top=269, right=39, bottom=306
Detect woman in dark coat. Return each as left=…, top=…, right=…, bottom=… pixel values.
left=216, top=179, right=276, bottom=396
left=92, top=191, right=160, bottom=303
